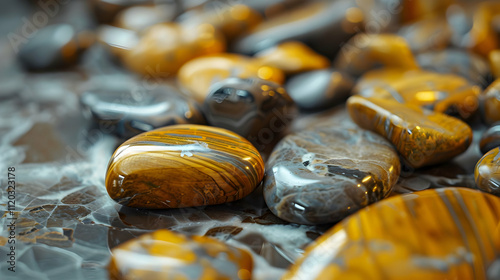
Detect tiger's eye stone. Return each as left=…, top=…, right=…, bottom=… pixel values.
left=469, top=2, right=500, bottom=57
left=282, top=188, right=500, bottom=280
left=285, top=69, right=354, bottom=112
left=480, top=123, right=500, bottom=154
left=105, top=124, right=265, bottom=208
left=475, top=147, right=500, bottom=196
left=80, top=84, right=205, bottom=139
left=178, top=54, right=285, bottom=103
left=397, top=18, right=451, bottom=53
left=18, top=24, right=94, bottom=71
left=254, top=41, right=330, bottom=75
left=123, top=23, right=226, bottom=78
left=401, top=0, right=453, bottom=23
left=109, top=229, right=253, bottom=280
left=202, top=78, right=295, bottom=148
left=334, top=34, right=419, bottom=77
left=417, top=49, right=492, bottom=87
left=482, top=78, right=500, bottom=125
left=354, top=68, right=481, bottom=119
left=263, top=126, right=401, bottom=225
left=179, top=4, right=262, bottom=41
left=231, top=0, right=363, bottom=58
left=490, top=49, right=500, bottom=79
left=347, top=96, right=473, bottom=168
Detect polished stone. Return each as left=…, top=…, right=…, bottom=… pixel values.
left=480, top=123, right=500, bottom=154
left=231, top=0, right=363, bottom=58
left=97, top=25, right=139, bottom=59
left=347, top=96, right=473, bottom=168
left=285, top=69, right=354, bottom=112
left=113, top=4, right=177, bottom=32
left=282, top=188, right=500, bottom=280
left=398, top=18, right=451, bottom=53
left=475, top=147, right=500, bottom=196
left=123, top=23, right=225, bottom=77
left=334, top=34, right=419, bottom=77
left=178, top=53, right=285, bottom=103
left=468, top=2, right=500, bottom=57
left=401, top=0, right=453, bottom=23
left=105, top=124, right=265, bottom=208
left=254, top=41, right=330, bottom=75
left=263, top=126, right=400, bottom=225
left=489, top=49, right=500, bottom=79
left=80, top=84, right=205, bottom=139
left=417, top=49, right=492, bottom=87
left=354, top=68, right=481, bottom=119
left=202, top=78, right=295, bottom=147
left=18, top=24, right=94, bottom=71
left=109, top=229, right=253, bottom=280
left=481, top=78, right=500, bottom=125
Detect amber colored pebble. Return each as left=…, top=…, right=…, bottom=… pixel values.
left=179, top=4, right=262, bottom=41
left=469, top=2, right=500, bottom=57
left=480, top=124, right=500, bottom=154
left=489, top=49, right=500, bottom=79
left=475, top=147, right=500, bottom=196
left=282, top=187, right=500, bottom=280
left=109, top=229, right=253, bottom=280
left=334, top=34, right=419, bottom=77
left=105, top=124, right=265, bottom=208
left=178, top=53, right=285, bottom=103
left=253, top=41, right=330, bottom=75
left=482, top=78, right=500, bottom=125
left=354, top=68, right=481, bottom=119
left=401, top=0, right=454, bottom=23
left=123, top=23, right=225, bottom=78
left=347, top=96, right=473, bottom=168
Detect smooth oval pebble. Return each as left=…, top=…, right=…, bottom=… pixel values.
left=480, top=123, right=500, bottom=154
left=264, top=126, right=400, bottom=225
left=282, top=188, right=500, bottom=280
left=475, top=147, right=500, bottom=196
left=285, top=69, right=354, bottom=112
left=109, top=229, right=253, bottom=280
left=80, top=84, right=205, bottom=139
left=202, top=77, right=295, bottom=150
left=354, top=68, right=481, bottom=119
left=105, top=124, right=265, bottom=208
left=347, top=96, right=473, bottom=168
left=482, top=78, right=500, bottom=125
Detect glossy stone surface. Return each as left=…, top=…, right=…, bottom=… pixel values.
left=80, top=84, right=205, bottom=139
left=264, top=126, right=401, bottom=225
left=178, top=54, right=285, bottom=103
left=105, top=124, right=265, bottom=208
left=398, top=18, right=451, bottom=53
left=254, top=41, right=330, bottom=75
left=282, top=187, right=500, bottom=280
left=417, top=49, right=492, bottom=87
left=482, top=79, right=500, bottom=125
left=97, top=25, right=139, bottom=59
left=113, top=4, right=177, bottom=32
left=347, top=96, right=473, bottom=168
left=475, top=147, right=500, bottom=196
left=202, top=78, right=295, bottom=148
left=354, top=68, right=481, bottom=119
left=285, top=69, right=354, bottom=112
left=109, top=229, right=253, bottom=280
left=469, top=2, right=500, bottom=57
left=231, top=0, right=363, bottom=58
left=334, top=34, right=419, bottom=77
left=123, top=23, right=225, bottom=77
left=18, top=24, right=94, bottom=71
left=480, top=123, right=500, bottom=154
left=401, top=0, right=452, bottom=23
left=489, top=49, right=500, bottom=79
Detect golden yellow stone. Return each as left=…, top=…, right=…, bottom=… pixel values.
left=254, top=41, right=330, bottom=75
left=178, top=53, right=285, bottom=103
left=347, top=96, right=472, bottom=168
left=482, top=78, right=500, bottom=125
left=123, top=23, right=225, bottom=78
left=475, top=147, right=500, bottom=196
left=354, top=68, right=481, bottom=119
left=489, top=49, right=500, bottom=79
left=282, top=188, right=500, bottom=280
left=105, top=124, right=265, bottom=208
left=109, top=229, right=253, bottom=280
left=469, top=2, right=500, bottom=57
left=334, top=34, right=419, bottom=77
left=401, top=0, right=454, bottom=23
